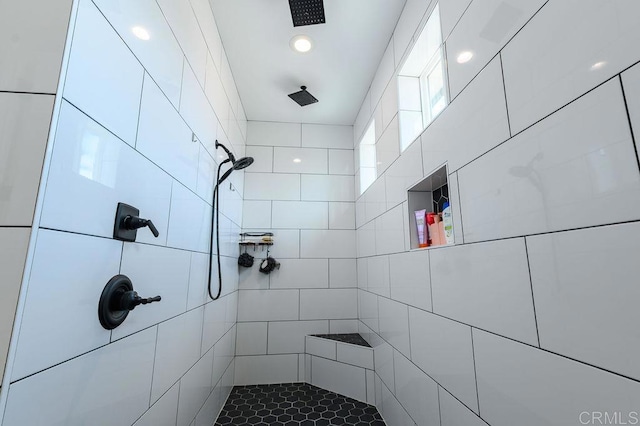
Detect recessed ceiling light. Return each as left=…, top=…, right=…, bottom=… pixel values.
left=293, top=158, right=302, bottom=163
left=591, top=61, right=607, bottom=71
left=290, top=35, right=313, bottom=53
left=457, top=51, right=473, bottom=64
left=132, top=26, right=150, bottom=41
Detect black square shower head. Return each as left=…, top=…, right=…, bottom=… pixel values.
left=288, top=86, right=319, bottom=107
left=289, top=0, right=326, bottom=27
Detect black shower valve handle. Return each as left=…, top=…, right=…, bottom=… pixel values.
left=123, top=215, right=160, bottom=238
left=119, top=290, right=162, bottom=311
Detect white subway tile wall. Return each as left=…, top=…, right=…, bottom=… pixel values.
left=2, top=0, right=245, bottom=424
left=352, top=0, right=640, bottom=424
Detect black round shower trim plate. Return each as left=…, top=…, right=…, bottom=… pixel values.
left=98, top=274, right=162, bottom=330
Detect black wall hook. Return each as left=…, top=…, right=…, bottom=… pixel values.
left=98, top=274, right=161, bottom=330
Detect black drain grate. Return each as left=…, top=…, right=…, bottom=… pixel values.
left=289, top=0, right=326, bottom=27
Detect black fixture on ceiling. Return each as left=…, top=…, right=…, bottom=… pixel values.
left=288, top=86, right=318, bottom=107
left=289, top=0, right=325, bottom=27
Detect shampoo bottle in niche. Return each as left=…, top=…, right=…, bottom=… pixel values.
left=414, top=209, right=428, bottom=248
left=442, top=202, right=454, bottom=244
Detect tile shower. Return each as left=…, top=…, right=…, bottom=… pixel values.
left=0, top=0, right=640, bottom=426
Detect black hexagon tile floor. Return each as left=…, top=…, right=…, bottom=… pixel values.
left=215, top=383, right=386, bottom=426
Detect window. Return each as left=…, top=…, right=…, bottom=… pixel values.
left=398, top=4, right=447, bottom=151
left=358, top=120, right=376, bottom=195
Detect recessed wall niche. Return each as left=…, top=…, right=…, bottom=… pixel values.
left=407, top=164, right=455, bottom=250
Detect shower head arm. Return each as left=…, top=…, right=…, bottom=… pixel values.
left=215, top=140, right=236, bottom=164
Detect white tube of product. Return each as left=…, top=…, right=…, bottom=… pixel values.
left=414, top=209, right=428, bottom=248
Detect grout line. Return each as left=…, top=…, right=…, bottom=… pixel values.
left=470, top=328, right=481, bottom=416
left=523, top=237, right=542, bottom=348
left=147, top=326, right=160, bottom=406
left=437, top=386, right=443, bottom=426
left=498, top=53, right=512, bottom=137
left=619, top=74, right=640, bottom=174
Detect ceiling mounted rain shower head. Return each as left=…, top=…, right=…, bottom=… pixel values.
left=288, top=86, right=318, bottom=107
left=289, top=0, right=326, bottom=27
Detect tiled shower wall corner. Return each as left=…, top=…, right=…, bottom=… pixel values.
left=0, top=0, right=247, bottom=424
left=356, top=0, right=640, bottom=425
left=0, top=0, right=74, bottom=390
left=236, top=121, right=358, bottom=385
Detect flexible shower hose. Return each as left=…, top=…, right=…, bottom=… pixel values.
left=207, top=159, right=230, bottom=300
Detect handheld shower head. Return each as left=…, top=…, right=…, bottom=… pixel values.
left=233, top=156, right=254, bottom=170
left=215, top=140, right=254, bottom=184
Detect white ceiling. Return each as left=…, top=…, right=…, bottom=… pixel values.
left=209, top=0, right=406, bottom=126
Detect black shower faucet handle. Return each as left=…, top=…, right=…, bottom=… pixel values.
left=123, top=215, right=160, bottom=238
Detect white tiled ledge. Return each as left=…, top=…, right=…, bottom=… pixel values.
left=304, top=335, right=375, bottom=405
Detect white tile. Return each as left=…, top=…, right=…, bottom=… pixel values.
left=270, top=259, right=329, bottom=289
left=242, top=200, right=272, bottom=229
left=0, top=228, right=29, bottom=382
left=446, top=0, right=546, bottom=99
left=431, top=238, right=538, bottom=345
left=187, top=253, right=208, bottom=310
left=393, top=0, right=432, bottom=68
left=212, top=328, right=235, bottom=386
left=366, top=370, right=376, bottom=405
left=447, top=172, right=464, bottom=245
left=234, top=354, right=299, bottom=385
left=193, top=386, right=222, bottom=426
left=64, top=0, right=143, bottom=145
left=502, top=0, right=640, bottom=134
left=408, top=308, right=478, bottom=413
left=204, top=57, right=228, bottom=127
left=244, top=146, right=273, bottom=173
left=381, top=79, right=399, bottom=130
left=271, top=201, right=328, bottom=229
left=268, top=320, right=328, bottom=354
left=380, top=378, right=416, bottom=426
left=137, top=75, right=198, bottom=190
left=0, top=93, right=53, bottom=226
left=4, top=328, right=156, bottom=426
left=157, top=0, right=207, bottom=85
left=300, top=230, right=356, bottom=259
left=300, top=289, right=357, bottom=320
left=421, top=56, right=509, bottom=174
left=367, top=256, right=390, bottom=298
left=302, top=124, right=353, bottom=150
left=114, top=244, right=190, bottom=340
left=329, top=319, right=359, bottom=334
left=458, top=79, right=640, bottom=242
left=389, top=250, right=431, bottom=311
left=201, top=296, right=230, bottom=354
left=375, top=205, right=405, bottom=255
left=0, top=0, right=71, bottom=93
left=385, top=138, right=423, bottom=210
left=237, top=290, right=299, bottom=321
left=133, top=382, right=180, bottom=426
left=357, top=221, right=377, bottom=258
left=328, top=150, right=355, bottom=175
left=311, top=356, right=367, bottom=402
left=151, top=308, right=204, bottom=403
left=329, top=259, right=357, bottom=288
left=244, top=173, right=301, bottom=201
left=439, top=387, right=486, bottom=426
left=364, top=176, right=388, bottom=223
left=374, top=341, right=395, bottom=392
left=474, top=329, right=640, bottom=426
left=440, top=0, right=473, bottom=40
left=93, top=0, right=184, bottom=107
left=305, top=354, right=312, bottom=382
left=358, top=290, right=379, bottom=333
left=376, top=116, right=400, bottom=176
left=378, top=298, right=411, bottom=358
left=248, top=121, right=301, bottom=147
left=11, top=230, right=117, bottom=380
left=306, top=336, right=337, bottom=360
left=167, top=182, right=211, bottom=252
left=177, top=349, right=214, bottom=426
left=273, top=147, right=328, bottom=174
left=336, top=343, right=374, bottom=369
left=189, top=0, right=222, bottom=70
left=371, top=39, right=395, bottom=107
left=623, top=62, right=640, bottom=141
left=328, top=202, right=356, bottom=230
left=301, top=175, right=355, bottom=202
left=528, top=223, right=640, bottom=381
left=181, top=62, right=217, bottom=150
left=196, top=144, right=216, bottom=204
left=393, top=352, right=440, bottom=426
left=41, top=102, right=172, bottom=245
left=238, top=262, right=269, bottom=290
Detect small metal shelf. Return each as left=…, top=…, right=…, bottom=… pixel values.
left=239, top=241, right=274, bottom=246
